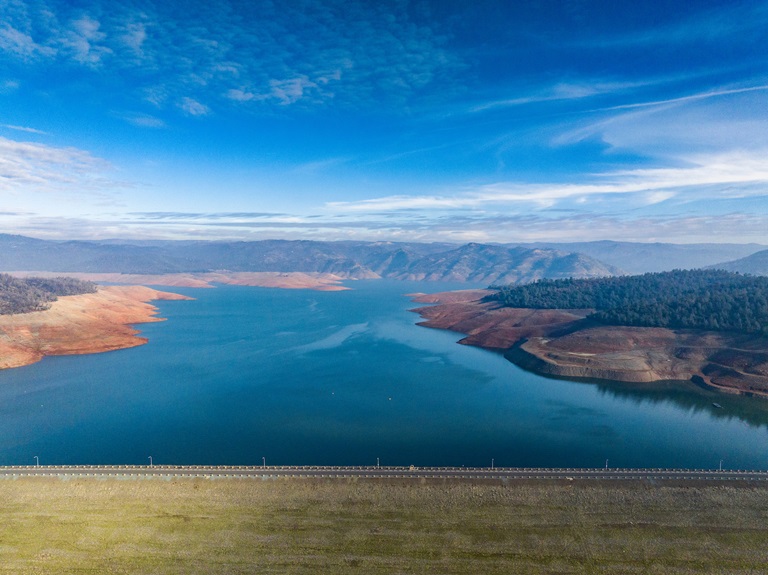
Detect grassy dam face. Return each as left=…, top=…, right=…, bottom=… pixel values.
left=1, top=475, right=768, bottom=574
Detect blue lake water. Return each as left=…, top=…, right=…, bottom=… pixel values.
left=1, top=280, right=767, bottom=469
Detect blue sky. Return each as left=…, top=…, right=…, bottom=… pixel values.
left=1, top=0, right=767, bottom=244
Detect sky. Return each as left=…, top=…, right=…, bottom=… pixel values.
left=1, top=0, right=767, bottom=244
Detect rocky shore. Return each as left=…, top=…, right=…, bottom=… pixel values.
left=411, top=291, right=768, bottom=398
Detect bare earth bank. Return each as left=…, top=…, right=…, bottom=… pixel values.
left=0, top=271, right=350, bottom=371
left=411, top=291, right=768, bottom=398
left=8, top=271, right=351, bottom=291
left=0, top=286, right=192, bottom=369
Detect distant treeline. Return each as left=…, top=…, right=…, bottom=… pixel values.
left=486, top=269, right=768, bottom=335
left=0, top=274, right=98, bottom=315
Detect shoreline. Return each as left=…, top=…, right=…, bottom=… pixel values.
left=6, top=271, right=352, bottom=291
left=0, top=271, right=350, bottom=371
left=410, top=291, right=768, bottom=399
left=0, top=285, right=192, bottom=370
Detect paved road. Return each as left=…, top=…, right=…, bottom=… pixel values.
left=1, top=465, right=767, bottom=482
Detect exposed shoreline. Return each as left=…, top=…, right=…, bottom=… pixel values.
left=0, top=271, right=350, bottom=371
left=0, top=270, right=356, bottom=370
left=410, top=291, right=768, bottom=399
left=0, top=285, right=192, bottom=369
left=7, top=271, right=351, bottom=291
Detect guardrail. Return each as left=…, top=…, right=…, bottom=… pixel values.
left=1, top=464, right=766, bottom=480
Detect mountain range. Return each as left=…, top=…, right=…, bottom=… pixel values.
left=2, top=234, right=765, bottom=285
left=0, top=235, right=619, bottom=284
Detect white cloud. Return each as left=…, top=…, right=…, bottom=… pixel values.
left=2, top=124, right=48, bottom=135
left=294, top=157, right=348, bottom=174
left=269, top=76, right=318, bottom=105
left=179, top=97, right=209, bottom=116
left=0, top=79, right=20, bottom=93
left=9, top=208, right=766, bottom=244
left=119, top=21, right=147, bottom=55
left=120, top=113, right=166, bottom=129
left=2, top=0, right=459, bottom=112
left=225, top=88, right=261, bottom=102
left=549, top=83, right=768, bottom=160
left=587, top=84, right=768, bottom=114
left=328, top=150, right=768, bottom=212
left=0, top=24, right=55, bottom=59
left=60, top=16, right=112, bottom=65
left=470, top=79, right=654, bottom=113
left=142, top=86, right=169, bottom=107
left=0, top=136, right=125, bottom=194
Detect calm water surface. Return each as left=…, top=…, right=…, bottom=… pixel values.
left=1, top=280, right=767, bottom=469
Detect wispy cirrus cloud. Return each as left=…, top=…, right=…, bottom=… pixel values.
left=129, top=211, right=290, bottom=221
left=1, top=124, right=48, bottom=134
left=9, top=205, right=767, bottom=245
left=0, top=79, right=20, bottom=93
left=552, top=83, right=768, bottom=156
left=118, top=113, right=166, bottom=129
left=0, top=23, right=55, bottom=59
left=469, top=79, right=658, bottom=113
left=0, top=136, right=127, bottom=194
left=585, top=84, right=768, bottom=114
left=328, top=150, right=768, bottom=212
left=179, top=97, right=209, bottom=116
left=60, top=15, right=112, bottom=65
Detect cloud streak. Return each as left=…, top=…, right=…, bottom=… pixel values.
left=0, top=136, right=127, bottom=194
left=6, top=208, right=767, bottom=245
left=2, top=124, right=48, bottom=134
left=587, top=84, right=768, bottom=114
left=327, top=151, right=768, bottom=212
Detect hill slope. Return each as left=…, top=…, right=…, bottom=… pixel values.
left=708, top=249, right=768, bottom=275
left=519, top=240, right=767, bottom=273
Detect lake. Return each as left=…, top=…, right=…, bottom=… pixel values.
left=1, top=280, right=767, bottom=469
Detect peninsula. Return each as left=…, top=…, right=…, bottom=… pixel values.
left=0, top=285, right=192, bottom=369
left=0, top=271, right=352, bottom=371
left=411, top=271, right=768, bottom=398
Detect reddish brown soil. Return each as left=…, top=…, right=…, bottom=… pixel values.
left=411, top=291, right=768, bottom=398
left=0, top=286, right=192, bottom=369
left=9, top=271, right=350, bottom=291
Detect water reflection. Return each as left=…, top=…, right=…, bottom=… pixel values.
left=508, top=352, right=768, bottom=430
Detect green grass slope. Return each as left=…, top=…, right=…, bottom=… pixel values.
left=1, top=477, right=767, bottom=574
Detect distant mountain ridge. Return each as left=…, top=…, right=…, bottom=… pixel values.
left=0, top=234, right=620, bottom=284
left=708, top=249, right=768, bottom=276
left=518, top=240, right=767, bottom=274
left=384, top=243, right=620, bottom=284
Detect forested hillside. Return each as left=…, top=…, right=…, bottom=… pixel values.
left=486, top=270, right=768, bottom=335
left=0, top=274, right=98, bottom=315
